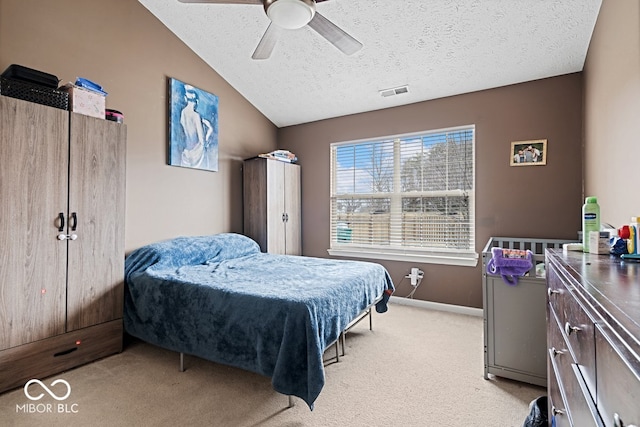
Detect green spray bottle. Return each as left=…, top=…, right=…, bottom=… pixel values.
left=582, top=196, right=600, bottom=253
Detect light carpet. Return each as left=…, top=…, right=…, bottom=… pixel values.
left=0, top=303, right=544, bottom=426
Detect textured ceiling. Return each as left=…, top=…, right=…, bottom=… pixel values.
left=139, top=0, right=602, bottom=127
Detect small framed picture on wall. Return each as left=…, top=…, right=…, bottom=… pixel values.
left=510, top=139, right=547, bottom=166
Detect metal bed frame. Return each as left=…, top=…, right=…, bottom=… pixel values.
left=176, top=297, right=382, bottom=408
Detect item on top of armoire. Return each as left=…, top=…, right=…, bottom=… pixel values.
left=1, top=64, right=60, bottom=88
left=105, top=108, right=124, bottom=123
left=258, top=149, right=297, bottom=163
left=74, top=77, right=108, bottom=96
left=60, top=82, right=106, bottom=119
left=485, top=246, right=533, bottom=285
left=0, top=77, right=69, bottom=110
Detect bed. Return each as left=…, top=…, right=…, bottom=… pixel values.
left=123, top=233, right=394, bottom=409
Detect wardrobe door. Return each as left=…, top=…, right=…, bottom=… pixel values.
left=243, top=158, right=268, bottom=252
left=266, top=160, right=286, bottom=254
left=0, top=97, right=68, bottom=349
left=66, top=113, right=126, bottom=331
left=283, top=162, right=301, bottom=255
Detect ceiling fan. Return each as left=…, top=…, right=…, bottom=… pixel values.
left=177, top=0, right=363, bottom=60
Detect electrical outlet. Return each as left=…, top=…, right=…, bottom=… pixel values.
left=409, top=267, right=423, bottom=286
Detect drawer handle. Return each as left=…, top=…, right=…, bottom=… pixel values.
left=614, top=412, right=638, bottom=427
left=53, top=347, right=78, bottom=357
left=552, top=406, right=565, bottom=417
left=551, top=347, right=564, bottom=357
left=548, top=288, right=560, bottom=298
left=564, top=322, right=581, bottom=336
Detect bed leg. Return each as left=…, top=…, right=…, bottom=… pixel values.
left=369, top=308, right=373, bottom=330
left=340, top=331, right=346, bottom=356
left=335, top=339, right=340, bottom=362
left=180, top=352, right=185, bottom=372
left=288, top=395, right=295, bottom=408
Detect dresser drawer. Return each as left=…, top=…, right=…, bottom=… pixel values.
left=595, top=325, right=640, bottom=427
left=0, top=320, right=122, bottom=393
left=548, top=303, right=570, bottom=364
left=548, top=308, right=572, bottom=427
left=548, top=347, right=602, bottom=427
left=548, top=357, right=572, bottom=427
left=548, top=308, right=602, bottom=427
left=557, top=287, right=597, bottom=395
left=547, top=265, right=568, bottom=320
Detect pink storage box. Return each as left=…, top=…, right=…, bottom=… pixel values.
left=61, top=84, right=105, bottom=119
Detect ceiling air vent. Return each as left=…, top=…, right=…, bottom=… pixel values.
left=379, top=85, right=409, bottom=97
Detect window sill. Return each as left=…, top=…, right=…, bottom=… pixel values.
left=327, top=248, right=478, bottom=267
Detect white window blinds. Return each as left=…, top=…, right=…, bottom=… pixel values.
left=329, top=125, right=476, bottom=265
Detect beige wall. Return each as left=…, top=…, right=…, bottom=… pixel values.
left=0, top=0, right=277, bottom=253
left=584, top=0, right=640, bottom=226
left=3, top=0, right=616, bottom=309
left=279, top=75, right=583, bottom=308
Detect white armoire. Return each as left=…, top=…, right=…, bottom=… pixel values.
left=243, top=157, right=301, bottom=255
left=0, top=95, right=126, bottom=393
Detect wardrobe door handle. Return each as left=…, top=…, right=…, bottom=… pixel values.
left=58, top=212, right=65, bottom=232
left=70, top=212, right=78, bottom=231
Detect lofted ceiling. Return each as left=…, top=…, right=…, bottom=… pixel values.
left=139, top=0, right=602, bottom=128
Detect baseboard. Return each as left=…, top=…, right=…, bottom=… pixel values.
left=389, top=296, right=483, bottom=317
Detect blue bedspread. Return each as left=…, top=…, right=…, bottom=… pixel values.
left=124, top=233, right=394, bottom=409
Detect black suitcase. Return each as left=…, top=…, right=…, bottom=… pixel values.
left=1, top=64, right=59, bottom=89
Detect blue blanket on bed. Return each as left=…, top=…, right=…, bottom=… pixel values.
left=124, top=233, right=394, bottom=409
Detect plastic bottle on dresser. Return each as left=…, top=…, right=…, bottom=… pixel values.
left=582, top=196, right=600, bottom=253
left=627, top=216, right=640, bottom=254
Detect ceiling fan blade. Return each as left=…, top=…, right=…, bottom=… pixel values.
left=307, top=12, right=362, bottom=56
left=177, top=0, right=261, bottom=4
left=252, top=23, right=281, bottom=60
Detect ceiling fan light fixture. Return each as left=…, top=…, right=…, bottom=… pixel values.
left=266, top=0, right=316, bottom=30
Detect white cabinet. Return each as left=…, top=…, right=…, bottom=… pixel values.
left=243, top=157, right=301, bottom=255
left=0, top=96, right=126, bottom=393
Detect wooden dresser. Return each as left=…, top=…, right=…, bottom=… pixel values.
left=546, top=249, right=640, bottom=427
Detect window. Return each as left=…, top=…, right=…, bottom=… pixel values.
left=328, top=125, right=477, bottom=266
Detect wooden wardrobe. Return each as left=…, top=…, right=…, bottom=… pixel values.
left=243, top=157, right=301, bottom=255
left=0, top=95, right=126, bottom=393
